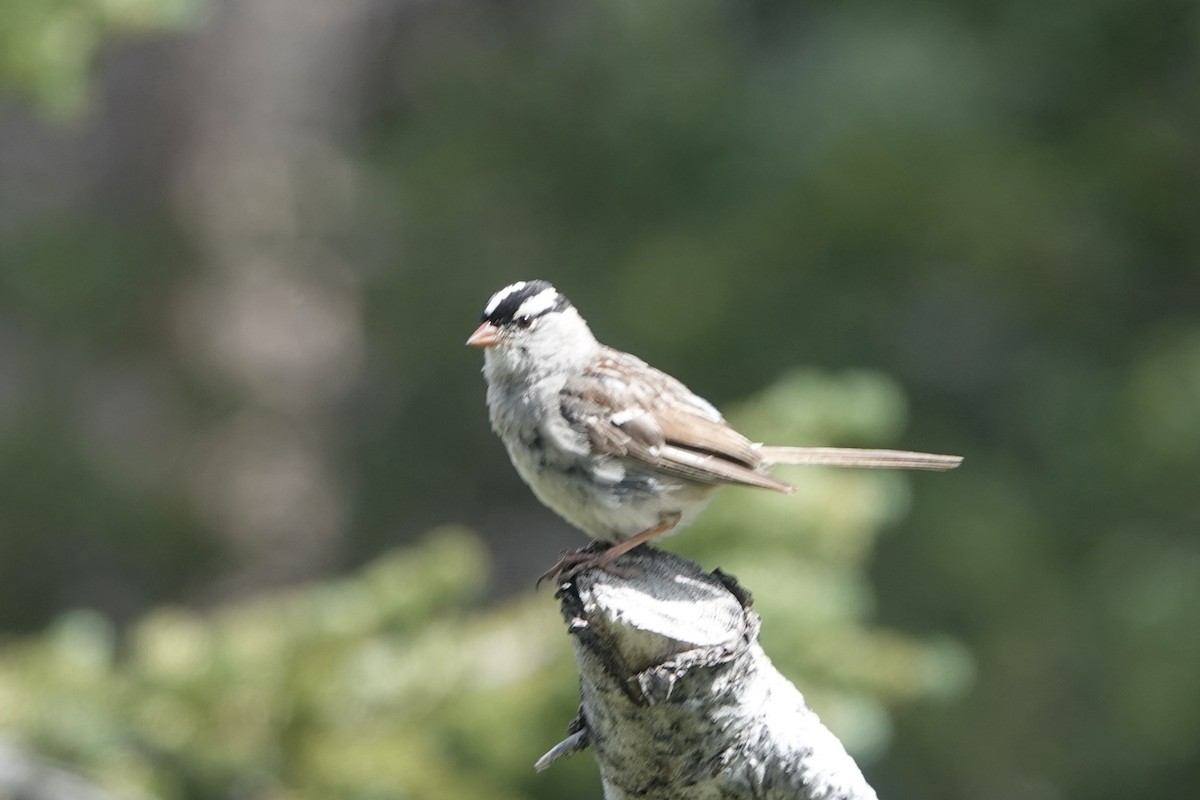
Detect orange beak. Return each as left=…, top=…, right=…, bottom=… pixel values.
left=466, top=321, right=500, bottom=348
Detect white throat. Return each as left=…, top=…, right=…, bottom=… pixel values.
left=483, top=305, right=599, bottom=389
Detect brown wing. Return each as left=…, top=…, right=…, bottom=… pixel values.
left=559, top=348, right=793, bottom=493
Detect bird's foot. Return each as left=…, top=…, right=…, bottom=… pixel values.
left=536, top=541, right=632, bottom=589
left=535, top=513, right=682, bottom=589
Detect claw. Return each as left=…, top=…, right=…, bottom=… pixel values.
left=535, top=542, right=613, bottom=589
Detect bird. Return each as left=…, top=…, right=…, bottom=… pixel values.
left=467, top=280, right=961, bottom=582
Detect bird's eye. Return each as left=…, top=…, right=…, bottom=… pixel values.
left=515, top=315, right=533, bottom=329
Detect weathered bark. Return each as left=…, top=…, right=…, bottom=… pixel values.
left=539, top=547, right=879, bottom=800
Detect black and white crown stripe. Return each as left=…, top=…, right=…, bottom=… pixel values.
left=481, top=280, right=569, bottom=326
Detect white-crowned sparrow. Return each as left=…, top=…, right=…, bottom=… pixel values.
left=468, top=280, right=961, bottom=581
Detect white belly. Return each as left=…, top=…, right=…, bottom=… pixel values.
left=504, top=431, right=715, bottom=544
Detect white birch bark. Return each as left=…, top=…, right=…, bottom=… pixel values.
left=540, top=547, right=879, bottom=800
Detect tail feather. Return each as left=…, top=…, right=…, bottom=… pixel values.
left=759, top=446, right=962, bottom=471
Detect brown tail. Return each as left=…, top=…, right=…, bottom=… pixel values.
left=759, top=446, right=963, bottom=471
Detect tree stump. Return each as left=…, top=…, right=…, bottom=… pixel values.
left=538, top=546, right=879, bottom=800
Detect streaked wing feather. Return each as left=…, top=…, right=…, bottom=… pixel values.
left=560, top=348, right=789, bottom=491
left=654, top=411, right=764, bottom=467
left=658, top=446, right=793, bottom=493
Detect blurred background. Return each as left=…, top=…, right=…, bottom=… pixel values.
left=1, top=0, right=1198, bottom=798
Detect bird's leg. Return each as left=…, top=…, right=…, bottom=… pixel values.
left=537, top=513, right=682, bottom=587
left=586, top=512, right=682, bottom=568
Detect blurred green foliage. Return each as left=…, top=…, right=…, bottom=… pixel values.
left=0, top=0, right=200, bottom=117
left=1, top=374, right=956, bottom=799
left=1, top=0, right=1199, bottom=798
